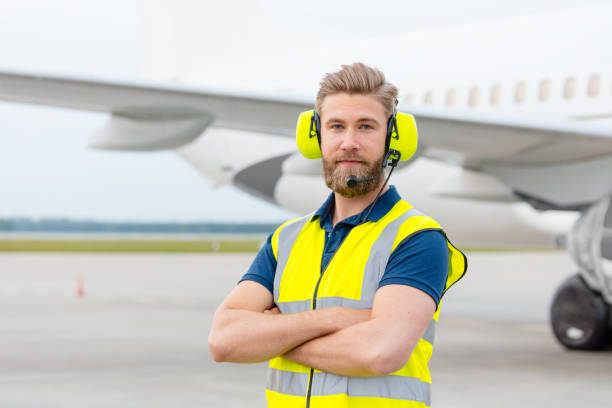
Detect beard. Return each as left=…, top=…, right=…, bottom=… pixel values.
left=322, top=153, right=384, bottom=198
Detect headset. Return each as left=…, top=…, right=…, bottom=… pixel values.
left=295, top=108, right=418, bottom=164
left=295, top=106, right=419, bottom=223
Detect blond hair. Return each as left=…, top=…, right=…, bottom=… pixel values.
left=315, top=62, right=398, bottom=117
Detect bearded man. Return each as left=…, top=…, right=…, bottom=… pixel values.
left=208, top=62, right=466, bottom=408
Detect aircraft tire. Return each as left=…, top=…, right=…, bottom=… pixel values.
left=550, top=274, right=610, bottom=351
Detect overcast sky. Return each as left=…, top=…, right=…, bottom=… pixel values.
left=0, top=0, right=605, bottom=222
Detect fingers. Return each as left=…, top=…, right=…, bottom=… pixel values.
left=264, top=306, right=281, bottom=315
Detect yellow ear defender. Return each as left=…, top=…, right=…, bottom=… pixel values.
left=385, top=111, right=418, bottom=162
left=296, top=109, right=322, bottom=159
left=295, top=109, right=418, bottom=162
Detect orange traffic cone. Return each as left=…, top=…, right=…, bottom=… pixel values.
left=76, top=278, right=85, bottom=298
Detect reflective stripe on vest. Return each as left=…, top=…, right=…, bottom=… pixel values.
left=266, top=200, right=467, bottom=408
left=267, top=368, right=431, bottom=405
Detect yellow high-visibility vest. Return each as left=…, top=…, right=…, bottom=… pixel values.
left=266, top=199, right=467, bottom=408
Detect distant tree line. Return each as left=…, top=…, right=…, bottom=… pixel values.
left=0, top=217, right=281, bottom=234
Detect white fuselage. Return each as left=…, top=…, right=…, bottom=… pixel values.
left=176, top=4, right=612, bottom=248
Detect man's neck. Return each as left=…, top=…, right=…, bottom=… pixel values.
left=332, top=181, right=389, bottom=227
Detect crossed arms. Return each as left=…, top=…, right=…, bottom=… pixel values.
left=208, top=280, right=436, bottom=376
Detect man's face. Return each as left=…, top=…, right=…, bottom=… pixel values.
left=319, top=92, right=387, bottom=198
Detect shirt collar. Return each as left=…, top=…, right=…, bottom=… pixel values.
left=312, top=185, right=401, bottom=230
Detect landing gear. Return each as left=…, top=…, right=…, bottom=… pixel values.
left=550, top=274, right=611, bottom=350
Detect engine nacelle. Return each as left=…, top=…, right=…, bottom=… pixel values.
left=567, top=195, right=612, bottom=304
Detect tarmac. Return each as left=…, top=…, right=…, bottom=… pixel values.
left=1, top=251, right=611, bottom=407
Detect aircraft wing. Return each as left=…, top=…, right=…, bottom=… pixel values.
left=0, top=70, right=311, bottom=150
left=1, top=70, right=612, bottom=209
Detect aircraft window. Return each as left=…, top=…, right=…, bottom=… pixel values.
left=539, top=79, right=551, bottom=101
left=515, top=81, right=526, bottom=104
left=445, top=89, right=456, bottom=107
left=468, top=87, right=478, bottom=107
left=423, top=91, right=433, bottom=105
left=564, top=77, right=576, bottom=99
left=490, top=84, right=501, bottom=105
left=587, top=74, right=600, bottom=97
left=404, top=93, right=414, bottom=104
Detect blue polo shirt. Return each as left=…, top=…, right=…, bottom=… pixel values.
left=240, top=186, right=449, bottom=307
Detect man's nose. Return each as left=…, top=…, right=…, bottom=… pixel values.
left=339, top=127, right=360, bottom=150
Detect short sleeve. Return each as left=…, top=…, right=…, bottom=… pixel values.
left=238, top=232, right=277, bottom=294
left=378, top=230, right=449, bottom=308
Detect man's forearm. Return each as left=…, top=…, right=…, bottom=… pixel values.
left=284, top=318, right=408, bottom=376
left=208, top=307, right=369, bottom=363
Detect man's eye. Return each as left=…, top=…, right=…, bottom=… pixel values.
left=331, top=124, right=343, bottom=129
left=360, top=124, right=373, bottom=130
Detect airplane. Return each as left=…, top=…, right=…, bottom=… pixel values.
left=0, top=3, right=611, bottom=351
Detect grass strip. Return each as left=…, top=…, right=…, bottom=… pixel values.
left=0, top=239, right=262, bottom=253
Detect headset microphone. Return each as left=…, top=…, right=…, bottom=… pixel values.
left=346, top=169, right=384, bottom=189
left=345, top=149, right=397, bottom=189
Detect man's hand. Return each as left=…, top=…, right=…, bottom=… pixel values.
left=263, top=306, right=280, bottom=315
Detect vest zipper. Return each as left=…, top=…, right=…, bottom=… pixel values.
left=305, top=229, right=350, bottom=408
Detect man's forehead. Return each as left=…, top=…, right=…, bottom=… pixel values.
left=319, top=93, right=386, bottom=118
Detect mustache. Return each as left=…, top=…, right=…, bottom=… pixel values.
left=334, top=155, right=366, bottom=164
